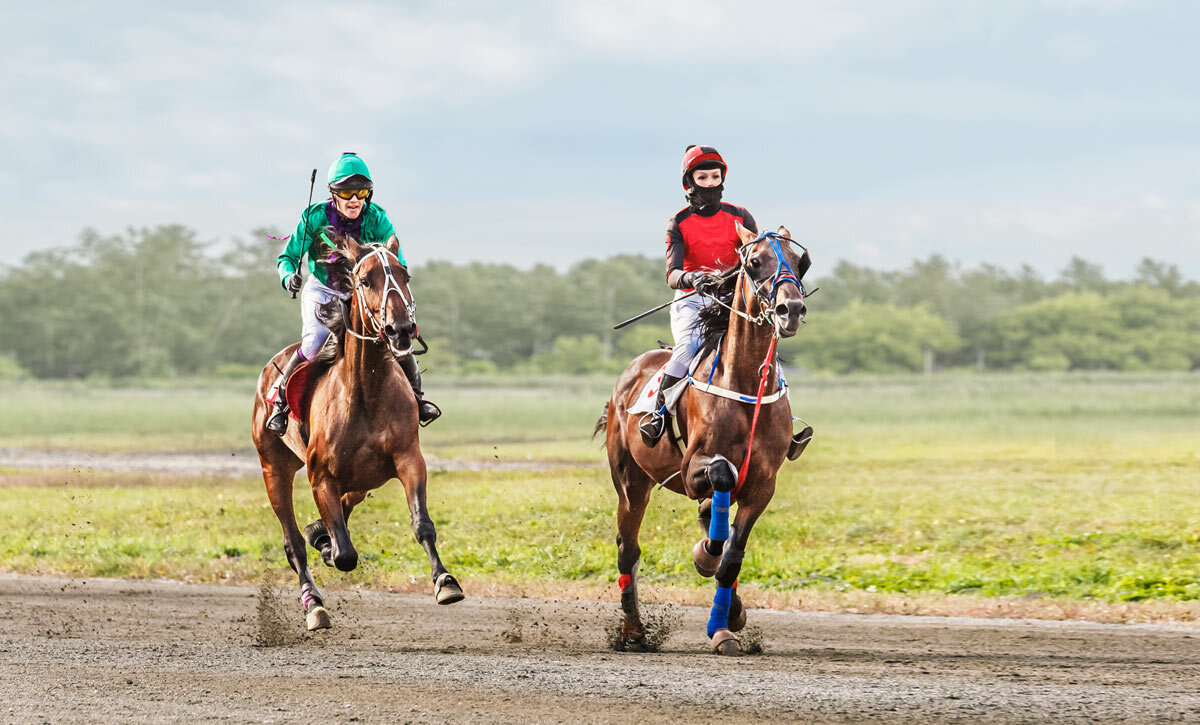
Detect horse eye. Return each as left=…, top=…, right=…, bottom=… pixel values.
left=748, top=258, right=761, bottom=270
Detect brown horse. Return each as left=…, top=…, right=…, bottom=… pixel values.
left=600, top=222, right=812, bottom=655
left=251, top=235, right=463, bottom=631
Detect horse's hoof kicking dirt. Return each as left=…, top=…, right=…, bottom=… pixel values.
left=434, top=573, right=465, bottom=605
left=692, top=538, right=721, bottom=577
left=710, top=628, right=740, bottom=655
left=306, top=606, right=331, bottom=631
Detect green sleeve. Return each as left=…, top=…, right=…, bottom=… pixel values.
left=274, top=212, right=307, bottom=285
left=371, top=206, right=405, bottom=267
left=277, top=208, right=317, bottom=287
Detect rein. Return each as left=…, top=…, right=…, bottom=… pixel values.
left=710, top=231, right=805, bottom=499
left=343, top=246, right=417, bottom=358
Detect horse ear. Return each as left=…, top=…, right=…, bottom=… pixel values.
left=777, top=225, right=791, bottom=239
left=735, top=220, right=756, bottom=245
left=385, top=234, right=400, bottom=258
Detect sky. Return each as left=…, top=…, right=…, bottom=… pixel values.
left=3, top=0, right=1198, bottom=278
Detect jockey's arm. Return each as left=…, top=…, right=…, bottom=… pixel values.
left=276, top=211, right=313, bottom=289
left=664, top=219, right=688, bottom=289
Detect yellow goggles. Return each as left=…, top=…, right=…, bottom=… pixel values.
left=332, top=188, right=370, bottom=200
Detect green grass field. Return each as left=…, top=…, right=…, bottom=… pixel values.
left=1, top=372, right=1198, bottom=618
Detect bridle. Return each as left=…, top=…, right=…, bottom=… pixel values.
left=343, top=245, right=417, bottom=358
left=709, top=231, right=811, bottom=334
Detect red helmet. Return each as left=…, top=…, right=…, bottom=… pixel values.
left=680, top=145, right=727, bottom=189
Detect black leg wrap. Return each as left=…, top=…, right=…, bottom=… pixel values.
left=716, top=547, right=745, bottom=588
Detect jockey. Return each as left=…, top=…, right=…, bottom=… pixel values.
left=640, top=145, right=757, bottom=446
left=265, top=152, right=441, bottom=435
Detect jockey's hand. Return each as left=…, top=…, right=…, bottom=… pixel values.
left=683, top=271, right=718, bottom=294
left=284, top=273, right=303, bottom=294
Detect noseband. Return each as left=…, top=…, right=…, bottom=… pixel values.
left=345, top=245, right=416, bottom=358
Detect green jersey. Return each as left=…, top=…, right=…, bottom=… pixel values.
left=275, top=202, right=404, bottom=288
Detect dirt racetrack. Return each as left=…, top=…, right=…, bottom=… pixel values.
left=1, top=574, right=1198, bottom=723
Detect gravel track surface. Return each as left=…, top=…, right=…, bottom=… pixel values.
left=1, top=574, right=1198, bottom=723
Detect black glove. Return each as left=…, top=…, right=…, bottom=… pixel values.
left=683, top=271, right=718, bottom=293
left=284, top=273, right=303, bottom=294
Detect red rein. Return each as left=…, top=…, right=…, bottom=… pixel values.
left=732, top=336, right=778, bottom=499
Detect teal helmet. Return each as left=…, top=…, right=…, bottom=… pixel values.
left=328, top=152, right=373, bottom=190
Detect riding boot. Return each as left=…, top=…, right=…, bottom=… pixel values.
left=398, top=354, right=442, bottom=425
left=266, top=349, right=304, bottom=436
left=639, top=373, right=683, bottom=447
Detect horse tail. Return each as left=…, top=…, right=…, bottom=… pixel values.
left=592, top=403, right=609, bottom=445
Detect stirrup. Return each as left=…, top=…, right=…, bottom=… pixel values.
left=418, top=400, right=442, bottom=427
left=639, top=410, right=667, bottom=447
left=266, top=402, right=290, bottom=436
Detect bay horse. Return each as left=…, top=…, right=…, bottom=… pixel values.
left=251, top=234, right=463, bottom=631
left=600, top=222, right=812, bottom=655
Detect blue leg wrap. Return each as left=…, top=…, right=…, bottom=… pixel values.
left=708, top=489, right=730, bottom=543
left=707, top=585, right=733, bottom=637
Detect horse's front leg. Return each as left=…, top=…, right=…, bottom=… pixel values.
left=311, top=475, right=358, bottom=572
left=303, top=490, right=367, bottom=569
left=396, top=451, right=464, bottom=604
left=707, top=477, right=774, bottom=656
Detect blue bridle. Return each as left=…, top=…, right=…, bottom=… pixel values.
left=736, top=231, right=809, bottom=318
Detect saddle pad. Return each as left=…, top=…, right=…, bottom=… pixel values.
left=284, top=361, right=316, bottom=422
left=628, top=364, right=690, bottom=416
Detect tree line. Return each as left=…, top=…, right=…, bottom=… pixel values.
left=0, top=225, right=1196, bottom=379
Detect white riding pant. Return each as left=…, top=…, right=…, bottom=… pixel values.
left=666, top=290, right=716, bottom=378
left=299, top=276, right=350, bottom=360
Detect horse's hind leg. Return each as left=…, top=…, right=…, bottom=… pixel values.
left=261, top=461, right=330, bottom=631
left=611, top=453, right=655, bottom=646
left=396, top=452, right=464, bottom=605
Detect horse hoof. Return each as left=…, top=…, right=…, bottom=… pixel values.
left=434, top=573, right=465, bottom=605
left=303, top=520, right=331, bottom=551
left=306, top=606, right=331, bottom=631
left=710, top=628, right=741, bottom=656
left=333, top=550, right=358, bottom=572
left=692, top=538, right=721, bottom=577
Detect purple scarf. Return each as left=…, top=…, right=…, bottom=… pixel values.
left=324, top=200, right=365, bottom=240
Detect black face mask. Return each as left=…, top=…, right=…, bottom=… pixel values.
left=686, top=183, right=724, bottom=213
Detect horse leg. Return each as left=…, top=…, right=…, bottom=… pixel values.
left=708, top=489, right=770, bottom=656
left=303, top=491, right=367, bottom=569
left=694, top=495, right=744, bottom=631
left=311, top=476, right=358, bottom=572
left=396, top=453, right=463, bottom=604
left=262, top=462, right=330, bottom=631
left=612, top=457, right=654, bottom=646
left=691, top=455, right=736, bottom=577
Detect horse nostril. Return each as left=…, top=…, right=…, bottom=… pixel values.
left=775, top=303, right=789, bottom=318
left=384, top=324, right=396, bottom=337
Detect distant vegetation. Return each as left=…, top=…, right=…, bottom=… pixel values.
left=0, top=225, right=1197, bottom=378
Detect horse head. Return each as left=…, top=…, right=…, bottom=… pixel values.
left=341, top=236, right=418, bottom=358
left=735, top=222, right=810, bottom=338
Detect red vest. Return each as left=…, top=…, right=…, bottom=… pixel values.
left=665, top=203, right=757, bottom=275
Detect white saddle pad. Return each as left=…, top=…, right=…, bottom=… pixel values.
left=628, top=360, right=699, bottom=416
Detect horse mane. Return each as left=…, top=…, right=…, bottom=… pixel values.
left=694, top=274, right=740, bottom=356
left=310, top=230, right=412, bottom=368
left=308, top=229, right=359, bottom=367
